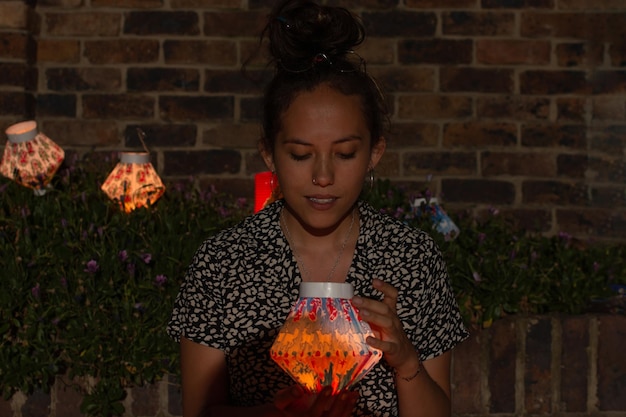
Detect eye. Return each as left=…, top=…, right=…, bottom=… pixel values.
left=290, top=153, right=311, bottom=161
left=337, top=152, right=356, bottom=160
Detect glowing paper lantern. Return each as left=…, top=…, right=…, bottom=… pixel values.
left=101, top=152, right=165, bottom=213
left=254, top=171, right=278, bottom=212
left=412, top=197, right=459, bottom=240
left=270, top=282, right=382, bottom=394
left=0, top=120, right=65, bottom=195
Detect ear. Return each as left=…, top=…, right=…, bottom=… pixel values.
left=258, top=140, right=275, bottom=172
left=369, top=136, right=386, bottom=169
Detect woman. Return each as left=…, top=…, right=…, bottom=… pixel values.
left=168, top=1, right=468, bottom=416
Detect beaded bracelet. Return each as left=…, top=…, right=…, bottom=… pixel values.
left=395, top=362, right=422, bottom=382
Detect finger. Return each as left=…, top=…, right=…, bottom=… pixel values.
left=329, top=391, right=358, bottom=417
left=372, top=279, right=399, bottom=309
left=274, top=385, right=307, bottom=411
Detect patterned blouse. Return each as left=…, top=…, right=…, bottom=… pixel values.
left=168, top=199, right=468, bottom=416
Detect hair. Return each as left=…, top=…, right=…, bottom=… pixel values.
left=257, top=0, right=389, bottom=156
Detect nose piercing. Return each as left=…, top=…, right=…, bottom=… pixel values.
left=312, top=177, right=317, bottom=185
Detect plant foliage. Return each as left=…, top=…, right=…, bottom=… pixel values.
left=0, top=161, right=624, bottom=416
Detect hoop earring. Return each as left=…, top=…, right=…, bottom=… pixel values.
left=368, top=169, right=375, bottom=191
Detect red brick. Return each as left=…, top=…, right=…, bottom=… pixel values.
left=441, top=178, right=516, bottom=204
left=487, top=318, right=517, bottom=413
left=559, top=0, right=626, bottom=10
left=556, top=42, right=604, bottom=67
left=369, top=67, right=435, bottom=93
left=45, top=12, right=121, bottom=36
left=443, top=12, right=515, bottom=36
left=205, top=70, right=265, bottom=94
left=163, top=150, right=242, bottom=176
left=522, top=124, right=587, bottom=148
left=477, top=96, right=550, bottom=120
left=131, top=383, right=160, bottom=416
left=385, top=122, right=439, bottom=148
left=46, top=68, right=122, bottom=91
left=592, top=70, right=626, bottom=94
left=163, top=40, right=238, bottom=66
left=521, top=12, right=626, bottom=43
left=54, top=376, right=85, bottom=417
left=399, top=39, right=473, bottom=65
left=41, top=120, right=121, bottom=147
left=524, top=318, right=552, bottom=414
left=375, top=151, right=400, bottom=177
left=593, top=96, right=625, bottom=120
left=124, top=11, right=200, bottom=35
left=0, top=1, right=30, bottom=30
left=202, top=123, right=260, bottom=149
left=441, top=67, right=514, bottom=93
left=493, top=207, right=552, bottom=232
left=397, top=95, right=472, bottom=120
left=520, top=70, right=591, bottom=94
left=560, top=317, right=589, bottom=412
left=404, top=151, right=477, bottom=176
left=159, top=96, right=233, bottom=122
left=83, top=94, right=155, bottom=119
left=125, top=123, right=196, bottom=148
left=556, top=97, right=587, bottom=121
left=522, top=180, right=588, bottom=205
left=609, top=42, right=626, bottom=67
left=84, top=39, right=159, bottom=64
left=37, top=39, right=80, bottom=63
left=482, top=151, right=556, bottom=177
left=444, top=122, right=517, bottom=147
left=37, top=94, right=77, bottom=117
left=590, top=186, right=626, bottom=208
left=406, top=0, right=476, bottom=7
left=0, top=91, right=32, bottom=116
left=0, top=63, right=34, bottom=88
left=477, top=39, right=551, bottom=65
left=0, top=33, right=31, bottom=60
left=127, top=68, right=200, bottom=92
left=203, top=11, right=265, bottom=37
left=558, top=154, right=624, bottom=182
left=172, top=0, right=243, bottom=7
left=597, top=315, right=626, bottom=411
left=590, top=125, right=626, bottom=155
left=92, top=0, right=164, bottom=7
left=452, top=331, right=484, bottom=414
left=483, top=0, right=554, bottom=7
left=363, top=11, right=436, bottom=37
left=555, top=208, right=621, bottom=237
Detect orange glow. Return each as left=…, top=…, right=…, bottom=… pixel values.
left=254, top=171, right=278, bottom=212
left=270, top=283, right=382, bottom=394
left=101, top=152, right=165, bottom=213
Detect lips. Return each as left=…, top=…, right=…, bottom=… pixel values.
left=309, top=197, right=336, bottom=204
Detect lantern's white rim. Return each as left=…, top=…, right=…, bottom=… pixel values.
left=5, top=120, right=38, bottom=143
left=299, top=282, right=354, bottom=299
left=120, top=152, right=150, bottom=164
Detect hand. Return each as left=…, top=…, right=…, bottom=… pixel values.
left=352, top=279, right=420, bottom=373
left=271, top=385, right=358, bottom=417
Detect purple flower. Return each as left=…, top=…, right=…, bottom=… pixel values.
left=118, top=250, right=128, bottom=262
left=488, top=207, right=499, bottom=216
left=472, top=272, right=482, bottom=283
left=31, top=283, right=41, bottom=298
left=134, top=303, right=145, bottom=313
left=154, top=274, right=167, bottom=287
left=60, top=277, right=67, bottom=287
left=84, top=259, right=99, bottom=273
left=61, top=218, right=68, bottom=228
left=141, top=253, right=152, bottom=264
left=51, top=318, right=60, bottom=326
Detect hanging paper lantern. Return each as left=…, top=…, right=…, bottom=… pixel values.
left=0, top=120, right=65, bottom=195
left=270, top=282, right=382, bottom=394
left=101, top=152, right=165, bottom=213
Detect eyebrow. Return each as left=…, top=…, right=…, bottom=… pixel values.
left=282, top=135, right=364, bottom=146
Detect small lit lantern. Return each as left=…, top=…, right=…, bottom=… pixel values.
left=412, top=197, right=460, bottom=241
left=0, top=120, right=65, bottom=195
left=254, top=171, right=278, bottom=212
left=101, top=152, right=165, bottom=213
left=270, top=282, right=382, bottom=394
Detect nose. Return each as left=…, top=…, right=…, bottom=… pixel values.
left=312, top=156, right=334, bottom=186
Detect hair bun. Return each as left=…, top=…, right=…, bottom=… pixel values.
left=266, top=1, right=365, bottom=69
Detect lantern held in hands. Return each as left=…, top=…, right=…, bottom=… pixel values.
left=254, top=171, right=278, bottom=212
left=0, top=120, right=65, bottom=195
left=101, top=152, right=165, bottom=213
left=270, top=282, right=382, bottom=394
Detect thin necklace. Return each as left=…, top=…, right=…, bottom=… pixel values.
left=281, top=207, right=356, bottom=282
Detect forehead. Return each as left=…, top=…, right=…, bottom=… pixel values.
left=279, top=85, right=369, bottom=140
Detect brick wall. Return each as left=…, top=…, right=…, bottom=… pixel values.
left=0, top=1, right=625, bottom=241
left=0, top=314, right=624, bottom=417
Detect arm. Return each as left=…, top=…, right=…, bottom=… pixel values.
left=179, top=337, right=357, bottom=417
left=352, top=279, right=453, bottom=417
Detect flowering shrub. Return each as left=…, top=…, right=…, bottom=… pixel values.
left=364, top=179, right=626, bottom=327
left=0, top=153, right=248, bottom=416
left=0, top=161, right=624, bottom=416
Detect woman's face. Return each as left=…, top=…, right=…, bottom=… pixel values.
left=262, top=84, right=385, bottom=231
